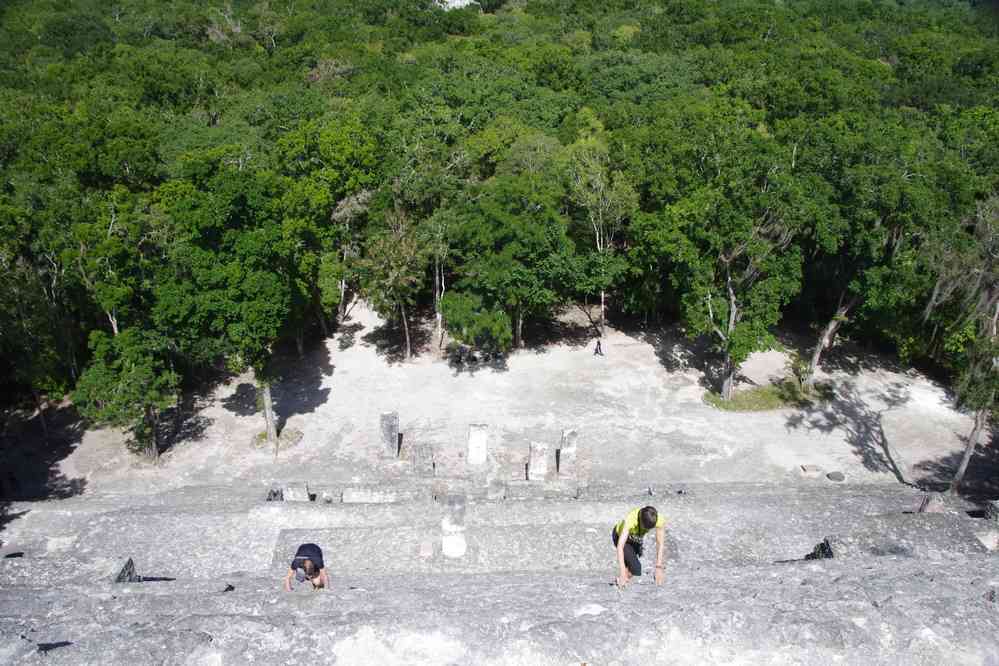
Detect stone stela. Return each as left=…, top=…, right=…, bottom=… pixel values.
left=528, top=441, right=550, bottom=481
left=466, top=424, right=489, bottom=467
left=381, top=411, right=400, bottom=457
left=557, top=429, right=579, bottom=480
left=441, top=494, right=467, bottom=559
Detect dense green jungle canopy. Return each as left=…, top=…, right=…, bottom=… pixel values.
left=1, top=0, right=998, bottom=454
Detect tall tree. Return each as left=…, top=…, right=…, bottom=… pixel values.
left=642, top=98, right=811, bottom=400
left=784, top=112, right=976, bottom=389
left=566, top=114, right=638, bottom=335
left=359, top=207, right=425, bottom=360
left=924, top=196, right=999, bottom=493
left=73, top=329, right=178, bottom=461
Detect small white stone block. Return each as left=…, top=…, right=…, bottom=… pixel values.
left=528, top=441, right=550, bottom=481
left=467, top=424, right=489, bottom=466
left=284, top=483, right=310, bottom=502
left=441, top=532, right=467, bottom=559
left=799, top=465, right=823, bottom=479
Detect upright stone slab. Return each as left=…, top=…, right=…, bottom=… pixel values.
left=557, top=429, right=579, bottom=479
left=467, top=424, right=489, bottom=467
left=380, top=412, right=400, bottom=457
left=284, top=483, right=311, bottom=502
left=412, top=443, right=436, bottom=477
left=441, top=494, right=467, bottom=559
left=528, top=441, right=550, bottom=481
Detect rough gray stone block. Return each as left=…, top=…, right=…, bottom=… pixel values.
left=380, top=412, right=400, bottom=457
left=528, top=441, right=550, bottom=481
left=558, top=429, right=579, bottom=479
left=114, top=558, right=139, bottom=583
left=342, top=487, right=399, bottom=504
left=918, top=493, right=946, bottom=513
left=283, top=483, right=310, bottom=502
left=985, top=500, right=999, bottom=523
left=441, top=495, right=468, bottom=560
left=412, top=444, right=436, bottom=477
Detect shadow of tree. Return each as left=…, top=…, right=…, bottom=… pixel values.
left=156, top=392, right=213, bottom=456
left=446, top=345, right=510, bottom=376
left=912, top=426, right=999, bottom=499
left=221, top=382, right=259, bottom=417
left=785, top=381, right=915, bottom=485
left=524, top=315, right=595, bottom=352
left=270, top=344, right=333, bottom=433
left=818, top=339, right=905, bottom=376
left=0, top=403, right=88, bottom=540
left=337, top=321, right=364, bottom=352
left=634, top=326, right=756, bottom=392
left=361, top=310, right=432, bottom=364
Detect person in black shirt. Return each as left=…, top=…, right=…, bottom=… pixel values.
left=283, top=543, right=329, bottom=591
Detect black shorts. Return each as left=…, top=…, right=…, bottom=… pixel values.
left=612, top=529, right=644, bottom=576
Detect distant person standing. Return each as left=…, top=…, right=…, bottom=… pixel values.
left=612, top=506, right=665, bottom=587
left=283, top=543, right=329, bottom=591
left=593, top=339, right=604, bottom=356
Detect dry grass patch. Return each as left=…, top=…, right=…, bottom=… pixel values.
left=704, top=380, right=835, bottom=412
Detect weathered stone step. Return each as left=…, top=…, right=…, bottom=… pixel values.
left=3, top=484, right=981, bottom=582
left=3, top=556, right=998, bottom=665
left=271, top=511, right=987, bottom=576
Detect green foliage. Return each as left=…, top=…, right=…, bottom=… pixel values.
left=73, top=329, right=178, bottom=448
left=1, top=0, right=997, bottom=445
left=441, top=292, right=513, bottom=352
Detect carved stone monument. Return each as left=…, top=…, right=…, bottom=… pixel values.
left=441, top=494, right=467, bottom=559
left=528, top=441, right=550, bottom=481
left=557, top=429, right=579, bottom=479
left=381, top=412, right=400, bottom=457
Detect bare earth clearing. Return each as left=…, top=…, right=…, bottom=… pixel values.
left=48, top=302, right=981, bottom=498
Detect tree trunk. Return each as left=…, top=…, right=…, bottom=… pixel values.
left=33, top=390, right=48, bottom=441
left=399, top=302, right=412, bottom=360
left=144, top=405, right=159, bottom=462
left=719, top=275, right=740, bottom=401
left=950, top=406, right=989, bottom=494
left=805, top=296, right=857, bottom=389
left=338, top=279, right=348, bottom=319
left=514, top=310, right=524, bottom=349
left=315, top=302, right=329, bottom=339
left=261, top=382, right=278, bottom=446
left=433, top=258, right=443, bottom=352
left=721, top=353, right=736, bottom=401
left=600, top=289, right=606, bottom=336
left=107, top=309, right=119, bottom=336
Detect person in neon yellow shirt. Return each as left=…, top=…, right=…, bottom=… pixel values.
left=612, top=506, right=665, bottom=587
